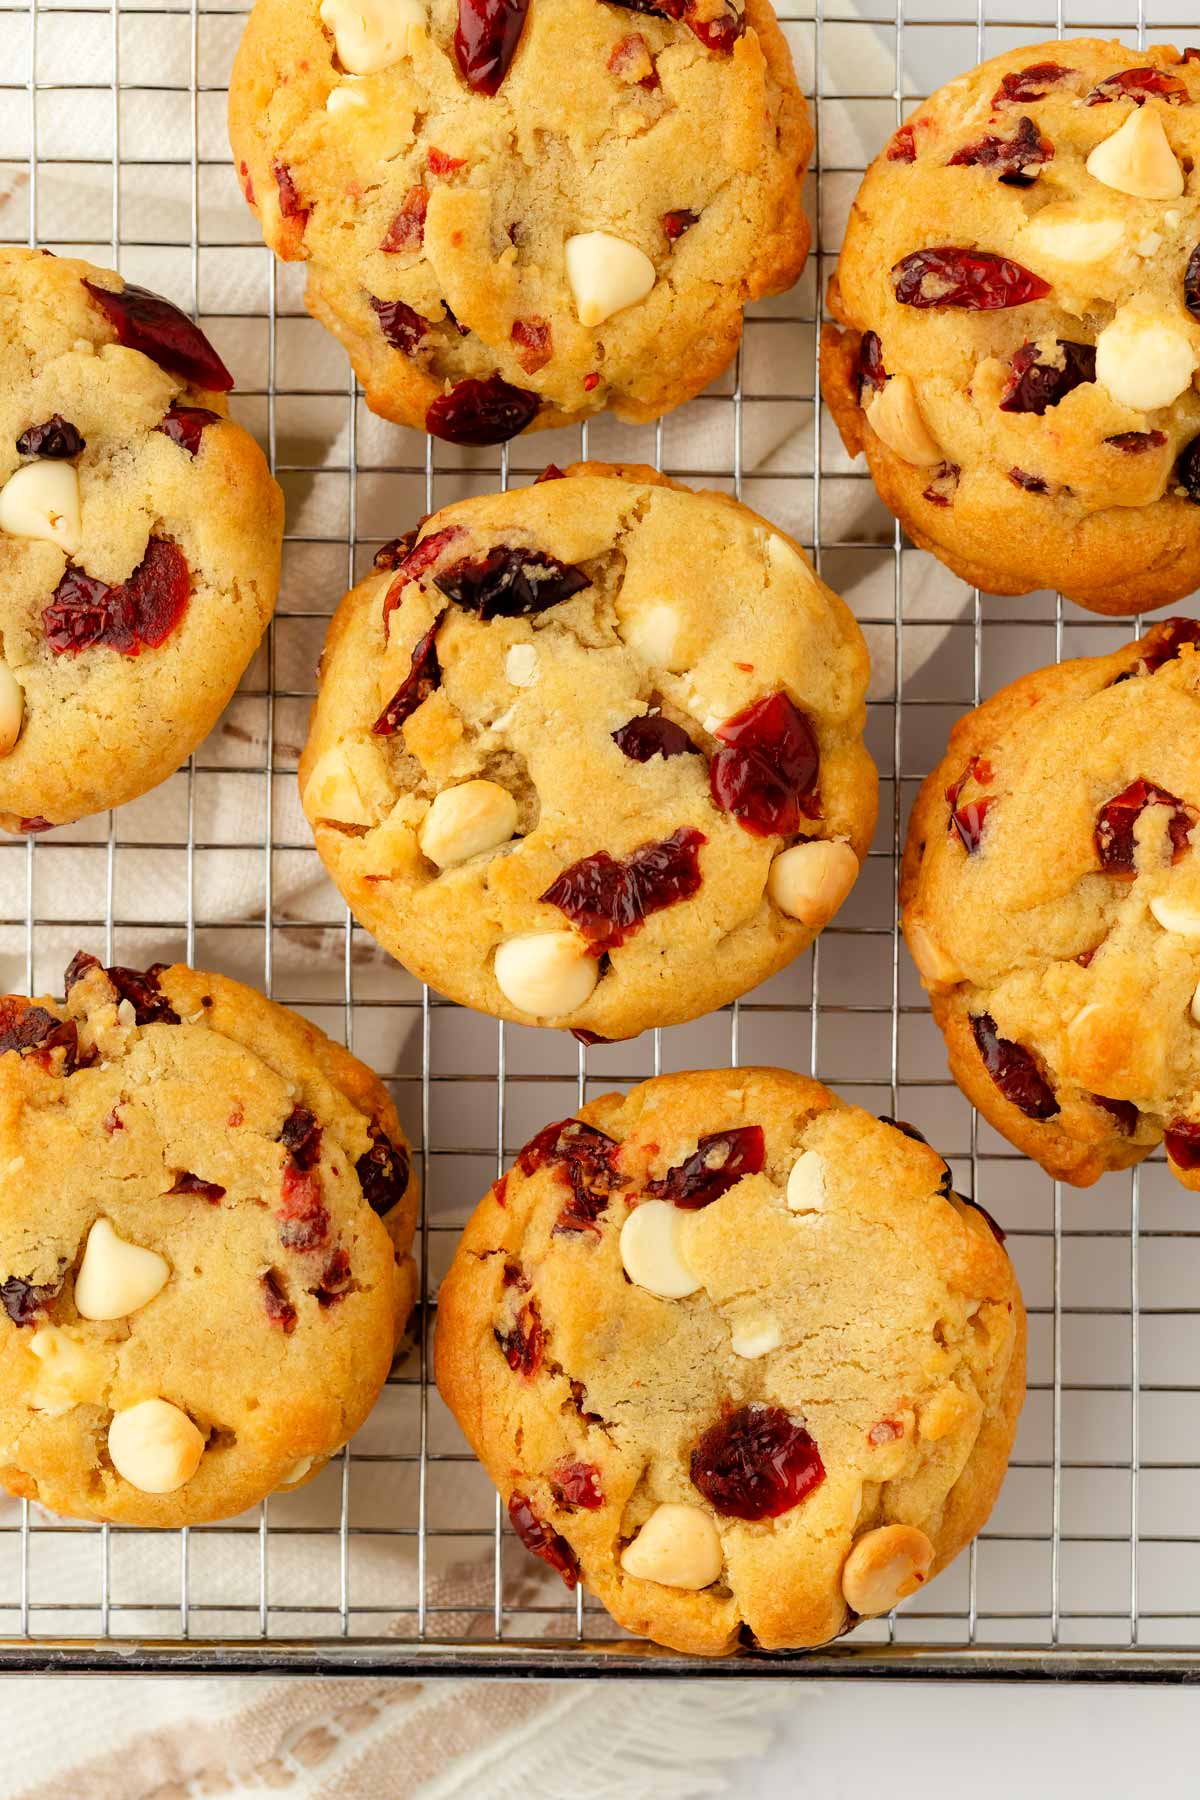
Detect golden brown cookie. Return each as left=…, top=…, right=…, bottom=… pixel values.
left=228, top=0, right=811, bottom=443
left=0, top=953, right=418, bottom=1526
left=823, top=39, right=1200, bottom=616
left=435, top=1068, right=1025, bottom=1657
left=299, top=462, right=877, bottom=1039
left=0, top=247, right=283, bottom=832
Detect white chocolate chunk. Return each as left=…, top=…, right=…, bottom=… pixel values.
left=27, top=1326, right=107, bottom=1415
left=865, top=373, right=942, bottom=467
left=1133, top=231, right=1163, bottom=260
left=0, top=462, right=82, bottom=555
left=766, top=533, right=808, bottom=578
left=767, top=839, right=858, bottom=928
left=319, top=0, right=425, bottom=75
left=1149, top=894, right=1200, bottom=937
left=729, top=1311, right=782, bottom=1359
left=326, top=83, right=369, bottom=115
left=786, top=1149, right=827, bottom=1213
left=621, top=1503, right=722, bottom=1590
left=620, top=601, right=682, bottom=669
left=280, top=1455, right=315, bottom=1488
left=1095, top=305, right=1198, bottom=411
left=74, top=1218, right=170, bottom=1321
left=1191, top=976, right=1200, bottom=1026
left=566, top=231, right=656, bottom=327
left=619, top=1200, right=699, bottom=1299
left=0, top=662, right=25, bottom=757
left=841, top=1523, right=935, bottom=1616
left=107, top=1399, right=204, bottom=1494
left=1086, top=104, right=1183, bottom=200
left=303, top=744, right=376, bottom=828
left=905, top=917, right=963, bottom=989
left=1020, top=207, right=1125, bottom=269
left=505, top=643, right=539, bottom=687
left=494, top=932, right=598, bottom=1018
left=419, top=780, right=518, bottom=868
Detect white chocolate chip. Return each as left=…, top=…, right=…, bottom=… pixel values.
left=116, top=998, right=137, bottom=1030
left=565, top=231, right=656, bottom=327
left=619, top=1200, right=699, bottom=1298
left=107, top=1398, right=204, bottom=1494
left=27, top=1326, right=107, bottom=1415
left=505, top=643, right=539, bottom=687
left=1149, top=894, right=1200, bottom=937
left=866, top=373, right=943, bottom=467
left=1133, top=231, right=1163, bottom=260
left=74, top=1218, right=170, bottom=1322
left=1166, top=208, right=1182, bottom=229
left=620, top=1503, right=722, bottom=1590
left=303, top=743, right=380, bottom=829
left=1086, top=104, right=1183, bottom=200
left=326, top=83, right=369, bottom=115
left=418, top=780, right=518, bottom=869
left=841, top=1523, right=935, bottom=1616
left=494, top=931, right=598, bottom=1018
left=280, top=1455, right=315, bottom=1488
left=766, top=533, right=808, bottom=578
left=1095, top=305, right=1198, bottom=411
left=1020, top=206, right=1125, bottom=269
left=767, top=839, right=859, bottom=928
left=729, top=1311, right=782, bottom=1359
left=786, top=1149, right=827, bottom=1213
left=0, top=462, right=82, bottom=555
left=1191, top=976, right=1200, bottom=1026
left=620, top=601, right=683, bottom=669
left=318, top=0, right=425, bottom=74
left=0, top=661, right=25, bottom=757
left=905, top=917, right=963, bottom=989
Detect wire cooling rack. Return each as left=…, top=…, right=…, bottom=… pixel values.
left=3, top=0, right=1200, bottom=1679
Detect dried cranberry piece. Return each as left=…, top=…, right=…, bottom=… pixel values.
left=278, top=1164, right=330, bottom=1253
left=64, top=950, right=100, bottom=990
left=540, top=827, right=706, bottom=952
left=1095, top=778, right=1195, bottom=872
left=507, top=1492, right=578, bottom=1587
left=551, top=1459, right=604, bottom=1510
left=370, top=297, right=431, bottom=355
left=517, top=1118, right=622, bottom=1233
left=1184, top=47, right=1200, bottom=62
left=511, top=316, right=553, bottom=374
left=375, top=535, right=417, bottom=571
left=1086, top=67, right=1187, bottom=105
left=1185, top=245, right=1200, bottom=322
left=496, top=1299, right=544, bottom=1376
left=425, top=375, right=540, bottom=445
left=165, top=1172, right=226, bottom=1203
left=19, top=818, right=55, bottom=834
left=892, top=248, right=1050, bottom=310
left=1, top=1274, right=62, bottom=1328
left=609, top=30, right=658, bottom=85
left=455, top=0, right=530, bottom=93
left=380, top=186, right=429, bottom=253
left=311, top=1248, right=352, bottom=1307
left=999, top=339, right=1095, bottom=414
left=1131, top=617, right=1200, bottom=675
left=382, top=529, right=464, bottom=620
left=887, top=122, right=916, bottom=162
left=280, top=1105, right=322, bottom=1171
left=105, top=964, right=179, bottom=1025
left=646, top=1124, right=765, bottom=1210
left=16, top=414, right=85, bottom=458
left=1093, top=1095, right=1139, bottom=1135
left=1178, top=437, right=1200, bottom=502
left=355, top=1123, right=411, bottom=1215
left=709, top=692, right=820, bottom=836
left=443, top=305, right=471, bottom=339
left=858, top=330, right=888, bottom=398
left=45, top=539, right=190, bottom=658
left=261, top=1270, right=297, bottom=1333
left=434, top=548, right=589, bottom=619
left=971, top=1012, right=1059, bottom=1120
left=611, top=713, right=701, bottom=762
left=1165, top=1120, right=1200, bottom=1169
left=373, top=611, right=445, bottom=736
left=950, top=797, right=993, bottom=853
left=603, top=0, right=743, bottom=53
left=273, top=160, right=309, bottom=225
left=83, top=279, right=233, bottom=392
left=949, top=115, right=1053, bottom=185
left=537, top=464, right=566, bottom=483
left=690, top=1405, right=825, bottom=1521
left=922, top=461, right=960, bottom=507
left=156, top=402, right=220, bottom=457
left=428, top=146, right=467, bottom=175
left=869, top=1418, right=903, bottom=1445
left=502, top=1260, right=528, bottom=1289
left=1105, top=429, right=1167, bottom=453
left=992, top=62, right=1070, bottom=104
left=663, top=209, right=699, bottom=241
left=1008, top=467, right=1048, bottom=493
left=0, top=999, right=79, bottom=1070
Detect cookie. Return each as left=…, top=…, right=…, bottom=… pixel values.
left=902, top=614, right=1200, bottom=1189
left=0, top=247, right=283, bottom=833
left=435, top=1067, right=1025, bottom=1657
left=227, top=0, right=811, bottom=444
left=822, top=39, right=1200, bottom=616
left=299, top=462, right=876, bottom=1039
left=0, top=952, right=418, bottom=1527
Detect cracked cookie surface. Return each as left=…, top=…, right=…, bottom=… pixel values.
left=0, top=248, right=283, bottom=832
left=228, top=0, right=810, bottom=441
left=434, top=1067, right=1025, bottom=1656
left=0, top=955, right=417, bottom=1526
left=823, top=39, right=1200, bottom=615
left=299, top=462, right=876, bottom=1038
left=903, top=615, right=1200, bottom=1189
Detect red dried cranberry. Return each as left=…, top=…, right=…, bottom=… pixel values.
left=375, top=535, right=417, bottom=571
left=382, top=528, right=465, bottom=619
left=0, top=999, right=80, bottom=1070
left=512, top=316, right=553, bottom=373
left=1093, top=1095, right=1139, bottom=1135
left=1, top=1274, right=62, bottom=1328
left=261, top=1269, right=297, bottom=1333
left=663, top=209, right=699, bottom=241
left=496, top=1299, right=544, bottom=1376
left=892, top=248, right=1050, bottom=310
left=571, top=1027, right=614, bottom=1045
left=971, top=1012, right=1059, bottom=1120
left=380, top=186, right=429, bottom=252
left=537, top=464, right=566, bottom=483
left=1008, top=467, right=1048, bottom=493
left=922, top=461, right=960, bottom=507
left=1096, top=778, right=1195, bottom=872
left=502, top=1260, right=528, bottom=1289
left=310, top=1248, right=352, bottom=1307
left=19, top=818, right=54, bottom=834
left=709, top=692, right=820, bottom=836
left=999, top=339, right=1095, bottom=414
left=273, top=160, right=309, bottom=225
left=1184, top=48, right=1200, bottom=62
left=540, top=827, right=706, bottom=951
left=83, top=279, right=233, bottom=392
left=165, top=1171, right=226, bottom=1203
left=104, top=964, right=180, bottom=1025
left=355, top=1123, right=410, bottom=1215
left=373, top=611, right=445, bottom=736
left=992, top=62, right=1070, bottom=104
left=426, top=375, right=540, bottom=444
left=1132, top=617, right=1200, bottom=675
left=507, top=1492, right=579, bottom=1587
left=517, top=1117, right=621, bottom=1233
left=455, top=0, right=530, bottom=93
left=887, top=122, right=916, bottom=162
left=1086, top=67, right=1187, bottom=105
left=1105, top=429, right=1167, bottom=453
left=428, top=146, right=467, bottom=175
left=156, top=402, right=220, bottom=457
left=858, top=330, right=888, bottom=398
left=550, top=1459, right=604, bottom=1510
left=434, top=548, right=590, bottom=619
left=611, top=712, right=701, bottom=762
left=280, top=1105, right=322, bottom=1171
left=583, top=372, right=601, bottom=392
left=45, top=539, right=190, bottom=658
left=646, top=1124, right=765, bottom=1210
left=16, top=415, right=85, bottom=458
left=278, top=1164, right=330, bottom=1252
left=1178, top=437, right=1200, bottom=503
left=609, top=31, right=658, bottom=84
left=691, top=1405, right=825, bottom=1520
left=370, top=297, right=431, bottom=355
left=1185, top=244, right=1200, bottom=321
left=950, top=796, right=993, bottom=853
left=1165, top=1120, right=1200, bottom=1169
left=64, top=950, right=100, bottom=990
left=603, top=0, right=743, bottom=53
left=949, top=115, right=1053, bottom=185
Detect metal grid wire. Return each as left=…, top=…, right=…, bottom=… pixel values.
left=2, top=0, right=1200, bottom=1677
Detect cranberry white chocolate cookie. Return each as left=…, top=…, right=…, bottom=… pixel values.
left=0, top=954, right=417, bottom=1526
left=902, top=616, right=1200, bottom=1188
left=299, top=463, right=876, bottom=1038
left=435, top=1068, right=1024, bottom=1657
left=227, top=0, right=810, bottom=444
left=0, top=248, right=282, bottom=833
left=823, top=39, right=1200, bottom=616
